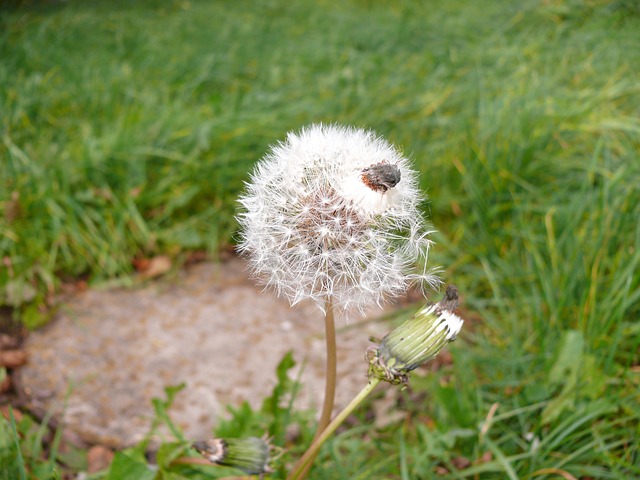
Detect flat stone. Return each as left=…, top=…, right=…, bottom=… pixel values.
left=16, top=258, right=393, bottom=448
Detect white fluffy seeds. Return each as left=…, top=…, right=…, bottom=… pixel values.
left=237, top=124, right=440, bottom=317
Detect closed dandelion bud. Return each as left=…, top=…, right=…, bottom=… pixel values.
left=237, top=123, right=440, bottom=317
left=192, top=437, right=272, bottom=475
left=367, top=285, right=463, bottom=384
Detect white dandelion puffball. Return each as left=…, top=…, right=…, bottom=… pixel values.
left=237, top=124, right=440, bottom=316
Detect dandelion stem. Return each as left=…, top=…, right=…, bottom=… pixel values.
left=318, top=297, right=337, bottom=434
left=292, top=297, right=338, bottom=480
left=287, top=377, right=381, bottom=480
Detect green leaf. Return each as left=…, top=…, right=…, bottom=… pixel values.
left=548, top=330, right=584, bottom=385
left=107, top=450, right=157, bottom=480
left=155, top=441, right=190, bottom=470
left=0, top=407, right=28, bottom=480
left=542, top=330, right=608, bottom=424
left=151, top=384, right=187, bottom=441
left=163, top=384, right=187, bottom=407
left=161, top=226, right=204, bottom=249
left=483, top=437, right=519, bottom=480
left=4, top=279, right=37, bottom=306
left=261, top=351, right=296, bottom=439
left=433, top=384, right=476, bottom=428
left=542, top=331, right=584, bottom=424
left=214, top=351, right=301, bottom=442
left=55, top=446, right=88, bottom=472
left=215, top=401, right=257, bottom=438
left=21, top=302, right=52, bottom=330
left=262, top=351, right=296, bottom=415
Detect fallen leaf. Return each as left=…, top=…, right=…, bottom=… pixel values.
left=5, top=191, right=21, bottom=223
left=478, top=451, right=493, bottom=463
left=87, top=445, right=114, bottom=473
left=0, top=373, right=11, bottom=393
left=186, top=250, right=208, bottom=264
left=452, top=456, right=471, bottom=469
left=132, top=257, right=150, bottom=271
left=0, top=334, right=20, bottom=350
left=0, top=405, right=22, bottom=422
left=137, top=256, right=172, bottom=280
left=0, top=349, right=28, bottom=368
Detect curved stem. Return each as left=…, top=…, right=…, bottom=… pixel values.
left=317, top=297, right=337, bottom=435
left=290, top=297, right=337, bottom=480
left=287, top=378, right=381, bottom=480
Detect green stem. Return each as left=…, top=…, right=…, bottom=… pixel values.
left=292, top=297, right=337, bottom=480
left=317, top=297, right=337, bottom=437
left=287, top=377, right=381, bottom=480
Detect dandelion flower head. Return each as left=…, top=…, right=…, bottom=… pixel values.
left=237, top=124, right=440, bottom=316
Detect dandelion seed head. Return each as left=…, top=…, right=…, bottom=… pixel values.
left=237, top=123, right=440, bottom=316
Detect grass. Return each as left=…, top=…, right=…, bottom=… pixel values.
left=1, top=0, right=639, bottom=478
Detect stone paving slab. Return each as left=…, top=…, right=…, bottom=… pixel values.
left=16, top=258, right=392, bottom=447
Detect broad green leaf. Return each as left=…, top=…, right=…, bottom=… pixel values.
left=152, top=384, right=187, bottom=441
left=107, top=451, right=156, bottom=480
left=155, top=441, right=190, bottom=469
left=542, top=330, right=607, bottom=423
left=548, top=330, right=584, bottom=385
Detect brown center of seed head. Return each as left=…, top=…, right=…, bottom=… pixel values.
left=290, top=190, right=368, bottom=257
left=361, top=161, right=401, bottom=192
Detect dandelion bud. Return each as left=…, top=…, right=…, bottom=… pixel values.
left=237, top=124, right=440, bottom=316
left=192, top=436, right=272, bottom=475
left=367, top=285, right=463, bottom=384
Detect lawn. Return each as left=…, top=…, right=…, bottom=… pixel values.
left=1, top=0, right=639, bottom=478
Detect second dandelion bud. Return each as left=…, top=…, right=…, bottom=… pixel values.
left=237, top=124, right=440, bottom=317
left=367, top=285, right=464, bottom=385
